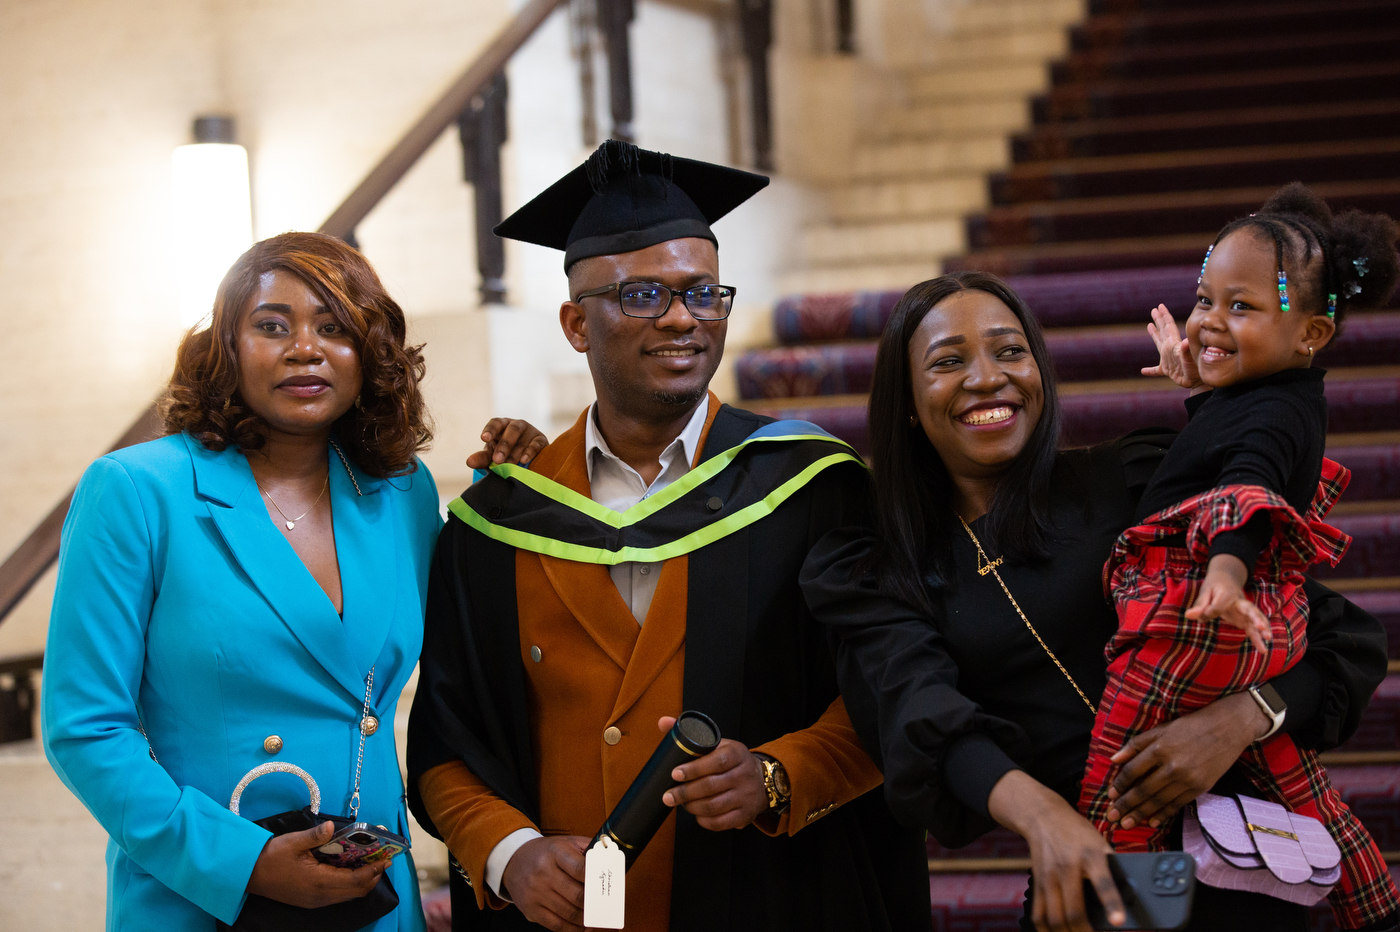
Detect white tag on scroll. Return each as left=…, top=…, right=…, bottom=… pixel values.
left=583, top=835, right=626, bottom=929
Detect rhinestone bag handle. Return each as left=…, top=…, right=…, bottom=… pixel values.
left=228, top=762, right=322, bottom=816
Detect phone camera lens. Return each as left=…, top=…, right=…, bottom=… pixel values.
left=1172, top=858, right=1188, bottom=873
left=1156, top=858, right=1172, bottom=874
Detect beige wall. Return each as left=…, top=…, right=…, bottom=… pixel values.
left=0, top=0, right=511, bottom=657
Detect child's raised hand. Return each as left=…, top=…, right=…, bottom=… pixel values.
left=1185, top=554, right=1271, bottom=653
left=1141, top=304, right=1202, bottom=390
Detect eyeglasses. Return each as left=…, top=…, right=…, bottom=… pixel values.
left=574, top=281, right=737, bottom=320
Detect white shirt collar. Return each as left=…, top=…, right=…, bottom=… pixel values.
left=584, top=394, right=711, bottom=485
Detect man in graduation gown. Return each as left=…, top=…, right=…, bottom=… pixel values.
left=407, top=141, right=932, bottom=932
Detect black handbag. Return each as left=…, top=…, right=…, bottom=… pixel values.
left=214, top=761, right=399, bottom=932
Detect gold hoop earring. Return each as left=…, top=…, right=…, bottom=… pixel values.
left=1307, top=346, right=1314, bottom=356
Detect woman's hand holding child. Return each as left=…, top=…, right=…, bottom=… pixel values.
left=1185, top=553, right=1272, bottom=652
left=1141, top=304, right=1203, bottom=391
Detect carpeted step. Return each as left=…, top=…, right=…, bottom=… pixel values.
left=1329, top=442, right=1400, bottom=502
left=1335, top=674, right=1400, bottom=755
left=966, top=180, right=1400, bottom=251
left=989, top=139, right=1400, bottom=206
left=1052, top=28, right=1400, bottom=85
left=1322, top=512, right=1400, bottom=580
left=770, top=266, right=1205, bottom=344
left=1057, top=372, right=1400, bottom=446
left=739, top=313, right=1400, bottom=399
left=950, top=232, right=1226, bottom=277
left=928, top=871, right=1027, bottom=931
left=756, top=372, right=1400, bottom=455
left=1033, top=61, right=1400, bottom=124
left=1070, top=1, right=1400, bottom=54
left=1013, top=100, right=1400, bottom=163
left=1348, top=590, right=1400, bottom=660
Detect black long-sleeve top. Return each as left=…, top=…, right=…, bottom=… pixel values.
left=1136, top=367, right=1327, bottom=568
left=800, top=431, right=1388, bottom=848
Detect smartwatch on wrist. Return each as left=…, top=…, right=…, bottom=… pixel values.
left=1248, top=683, right=1287, bottom=741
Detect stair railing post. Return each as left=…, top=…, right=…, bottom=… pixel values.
left=598, top=0, right=636, bottom=142
left=835, top=0, right=855, bottom=53
left=458, top=72, right=510, bottom=305
left=738, top=0, right=773, bottom=171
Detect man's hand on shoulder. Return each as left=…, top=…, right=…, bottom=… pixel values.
left=657, top=716, right=770, bottom=831
left=500, top=835, right=589, bottom=932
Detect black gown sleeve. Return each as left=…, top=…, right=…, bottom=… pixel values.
left=407, top=516, right=536, bottom=838
left=800, top=527, right=1033, bottom=847
left=1278, top=578, right=1390, bottom=750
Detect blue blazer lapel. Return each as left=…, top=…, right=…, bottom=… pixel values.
left=329, top=461, right=400, bottom=680
left=189, top=437, right=367, bottom=703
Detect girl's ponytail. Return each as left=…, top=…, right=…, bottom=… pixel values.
left=1329, top=208, right=1399, bottom=316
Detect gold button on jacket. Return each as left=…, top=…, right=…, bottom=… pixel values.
left=603, top=726, right=622, bottom=745
left=361, top=715, right=380, bottom=736
left=262, top=735, right=283, bottom=754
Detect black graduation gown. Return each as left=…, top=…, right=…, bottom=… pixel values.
left=408, top=404, right=933, bottom=932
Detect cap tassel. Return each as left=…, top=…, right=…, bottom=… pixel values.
left=585, top=140, right=642, bottom=194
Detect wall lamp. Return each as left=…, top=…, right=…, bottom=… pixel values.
left=172, top=116, right=252, bottom=327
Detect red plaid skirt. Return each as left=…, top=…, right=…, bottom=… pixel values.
left=1078, top=461, right=1398, bottom=928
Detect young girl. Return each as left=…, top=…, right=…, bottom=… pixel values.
left=1078, top=183, right=1400, bottom=930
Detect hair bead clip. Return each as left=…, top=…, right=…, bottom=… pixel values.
left=1327, top=293, right=1337, bottom=319
left=1198, top=244, right=1214, bottom=284
left=1344, top=280, right=1362, bottom=297
left=1278, top=270, right=1291, bottom=313
left=1354, top=257, right=1370, bottom=277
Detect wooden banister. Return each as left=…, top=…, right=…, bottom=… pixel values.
left=318, top=0, right=565, bottom=240
left=0, top=0, right=567, bottom=630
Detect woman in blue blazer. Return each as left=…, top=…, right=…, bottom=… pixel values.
left=41, top=232, right=541, bottom=931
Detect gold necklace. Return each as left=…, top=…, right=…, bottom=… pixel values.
left=958, top=515, right=1098, bottom=715
left=256, top=471, right=329, bottom=530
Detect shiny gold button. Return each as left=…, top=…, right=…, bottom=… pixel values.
left=603, top=726, right=622, bottom=745
left=263, top=735, right=283, bottom=755
left=360, top=715, right=380, bottom=736
left=530, top=645, right=542, bottom=663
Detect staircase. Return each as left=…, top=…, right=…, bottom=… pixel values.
left=741, top=0, right=1400, bottom=926
left=779, top=0, right=1087, bottom=295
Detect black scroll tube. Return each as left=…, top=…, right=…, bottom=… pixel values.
left=591, top=711, right=721, bottom=870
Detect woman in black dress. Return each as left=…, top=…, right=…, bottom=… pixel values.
left=800, top=272, right=1389, bottom=932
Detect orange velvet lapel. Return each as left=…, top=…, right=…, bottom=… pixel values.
left=603, top=393, right=721, bottom=723
left=532, top=409, right=640, bottom=670
left=531, top=395, right=722, bottom=712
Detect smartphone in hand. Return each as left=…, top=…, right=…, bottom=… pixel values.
left=1084, top=852, right=1196, bottom=931
left=313, top=822, right=410, bottom=869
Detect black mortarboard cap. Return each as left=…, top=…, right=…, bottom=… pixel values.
left=494, top=141, right=770, bottom=270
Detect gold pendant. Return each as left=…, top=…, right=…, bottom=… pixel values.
left=976, top=554, right=1003, bottom=576
left=285, top=521, right=295, bottom=530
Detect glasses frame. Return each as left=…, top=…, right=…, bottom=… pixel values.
left=574, top=280, right=737, bottom=320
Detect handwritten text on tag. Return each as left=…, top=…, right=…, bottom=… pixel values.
left=584, top=836, right=626, bottom=929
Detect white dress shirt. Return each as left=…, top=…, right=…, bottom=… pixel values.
left=483, top=396, right=711, bottom=899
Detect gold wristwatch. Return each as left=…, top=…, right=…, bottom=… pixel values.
left=756, top=753, right=791, bottom=810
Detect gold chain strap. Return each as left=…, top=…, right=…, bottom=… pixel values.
left=958, top=516, right=1098, bottom=716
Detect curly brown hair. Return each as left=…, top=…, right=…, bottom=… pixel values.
left=161, top=231, right=431, bottom=477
